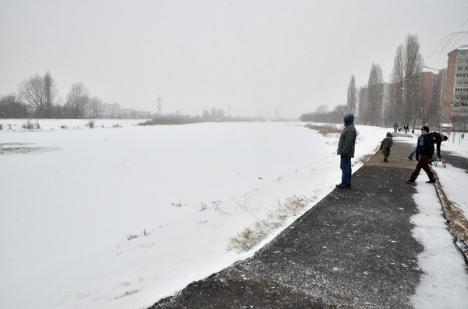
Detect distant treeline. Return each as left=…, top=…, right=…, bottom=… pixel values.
left=0, top=72, right=151, bottom=119
left=299, top=105, right=348, bottom=123
left=140, top=112, right=274, bottom=126
left=301, top=34, right=467, bottom=130
left=352, top=34, right=446, bottom=129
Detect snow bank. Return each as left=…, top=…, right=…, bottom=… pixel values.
left=410, top=182, right=468, bottom=308
left=0, top=118, right=145, bottom=131
left=0, top=121, right=387, bottom=309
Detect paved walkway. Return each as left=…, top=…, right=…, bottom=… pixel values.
left=149, top=142, right=458, bottom=309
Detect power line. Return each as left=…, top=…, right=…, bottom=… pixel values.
left=422, top=65, right=442, bottom=71
left=428, top=31, right=468, bottom=59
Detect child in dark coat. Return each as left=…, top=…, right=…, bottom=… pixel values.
left=380, top=132, right=393, bottom=162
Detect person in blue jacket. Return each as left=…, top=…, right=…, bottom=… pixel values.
left=406, top=126, right=436, bottom=185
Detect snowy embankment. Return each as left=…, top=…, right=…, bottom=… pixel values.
left=397, top=133, right=468, bottom=308
left=437, top=133, right=468, bottom=221
left=410, top=183, right=468, bottom=309
left=0, top=118, right=145, bottom=130
left=399, top=133, right=468, bottom=219
left=0, top=121, right=387, bottom=309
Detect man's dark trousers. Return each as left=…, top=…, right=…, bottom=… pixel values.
left=409, top=154, right=435, bottom=182
left=340, top=155, right=352, bottom=186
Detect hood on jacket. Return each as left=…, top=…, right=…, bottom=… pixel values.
left=344, top=114, right=354, bottom=126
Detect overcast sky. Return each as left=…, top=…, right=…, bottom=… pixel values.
left=1, top=0, right=467, bottom=117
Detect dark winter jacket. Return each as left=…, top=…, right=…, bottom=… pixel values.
left=337, top=115, right=357, bottom=157
left=380, top=137, right=393, bottom=156
left=430, top=132, right=445, bottom=157
left=415, top=134, right=435, bottom=158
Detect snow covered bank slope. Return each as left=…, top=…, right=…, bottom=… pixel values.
left=0, top=122, right=387, bottom=309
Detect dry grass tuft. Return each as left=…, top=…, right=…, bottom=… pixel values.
left=228, top=195, right=311, bottom=252
left=304, top=124, right=342, bottom=136
left=433, top=176, right=468, bottom=262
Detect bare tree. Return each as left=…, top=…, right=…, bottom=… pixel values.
left=330, top=105, right=348, bottom=123
left=88, top=96, right=102, bottom=118
left=357, top=87, right=368, bottom=123
left=403, top=34, right=423, bottom=131
left=66, top=83, right=90, bottom=118
left=346, top=75, right=357, bottom=115
left=390, top=44, right=405, bottom=125
left=0, top=94, right=28, bottom=118
left=315, top=105, right=329, bottom=113
left=367, top=63, right=384, bottom=126
left=18, top=74, right=46, bottom=116
left=18, top=72, right=57, bottom=117
left=43, top=71, right=57, bottom=117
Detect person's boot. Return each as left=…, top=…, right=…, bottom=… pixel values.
left=336, top=184, right=351, bottom=189
left=426, top=178, right=437, bottom=184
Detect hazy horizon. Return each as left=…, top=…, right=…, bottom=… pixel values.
left=1, top=0, right=467, bottom=117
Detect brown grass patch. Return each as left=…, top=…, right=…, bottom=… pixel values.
left=433, top=175, right=468, bottom=262
left=228, top=195, right=312, bottom=252
left=304, top=124, right=342, bottom=136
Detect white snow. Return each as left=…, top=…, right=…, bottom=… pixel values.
left=432, top=132, right=468, bottom=216
left=399, top=131, right=468, bottom=308
left=0, top=118, right=145, bottom=131
left=435, top=164, right=468, bottom=216
left=410, top=182, right=468, bottom=309
left=0, top=121, right=388, bottom=309
left=443, top=132, right=468, bottom=158
left=2, top=121, right=467, bottom=309
left=398, top=131, right=468, bottom=217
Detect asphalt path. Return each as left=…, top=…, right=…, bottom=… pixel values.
left=150, top=142, right=436, bottom=309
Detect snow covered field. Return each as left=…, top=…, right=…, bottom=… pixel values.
left=1, top=121, right=467, bottom=309
left=0, top=118, right=145, bottom=131
left=0, top=120, right=388, bottom=309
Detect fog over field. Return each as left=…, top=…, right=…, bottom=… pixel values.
left=1, top=0, right=467, bottom=117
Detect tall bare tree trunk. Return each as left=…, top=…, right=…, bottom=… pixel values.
left=367, top=63, right=384, bottom=126
left=403, top=35, right=423, bottom=132
left=43, top=71, right=56, bottom=118
left=347, top=75, right=357, bottom=115
left=391, top=45, right=405, bottom=125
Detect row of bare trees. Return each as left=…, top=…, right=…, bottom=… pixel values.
left=0, top=72, right=103, bottom=119
left=300, top=104, right=349, bottom=123
left=393, top=35, right=424, bottom=130
left=17, top=72, right=56, bottom=117
left=345, top=34, right=426, bottom=130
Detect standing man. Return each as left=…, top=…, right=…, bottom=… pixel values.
left=393, top=121, right=399, bottom=133
left=407, top=126, right=436, bottom=185
left=336, top=114, right=357, bottom=189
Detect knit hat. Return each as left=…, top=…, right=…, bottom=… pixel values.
left=343, top=114, right=354, bottom=125
left=421, top=126, right=430, bottom=132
